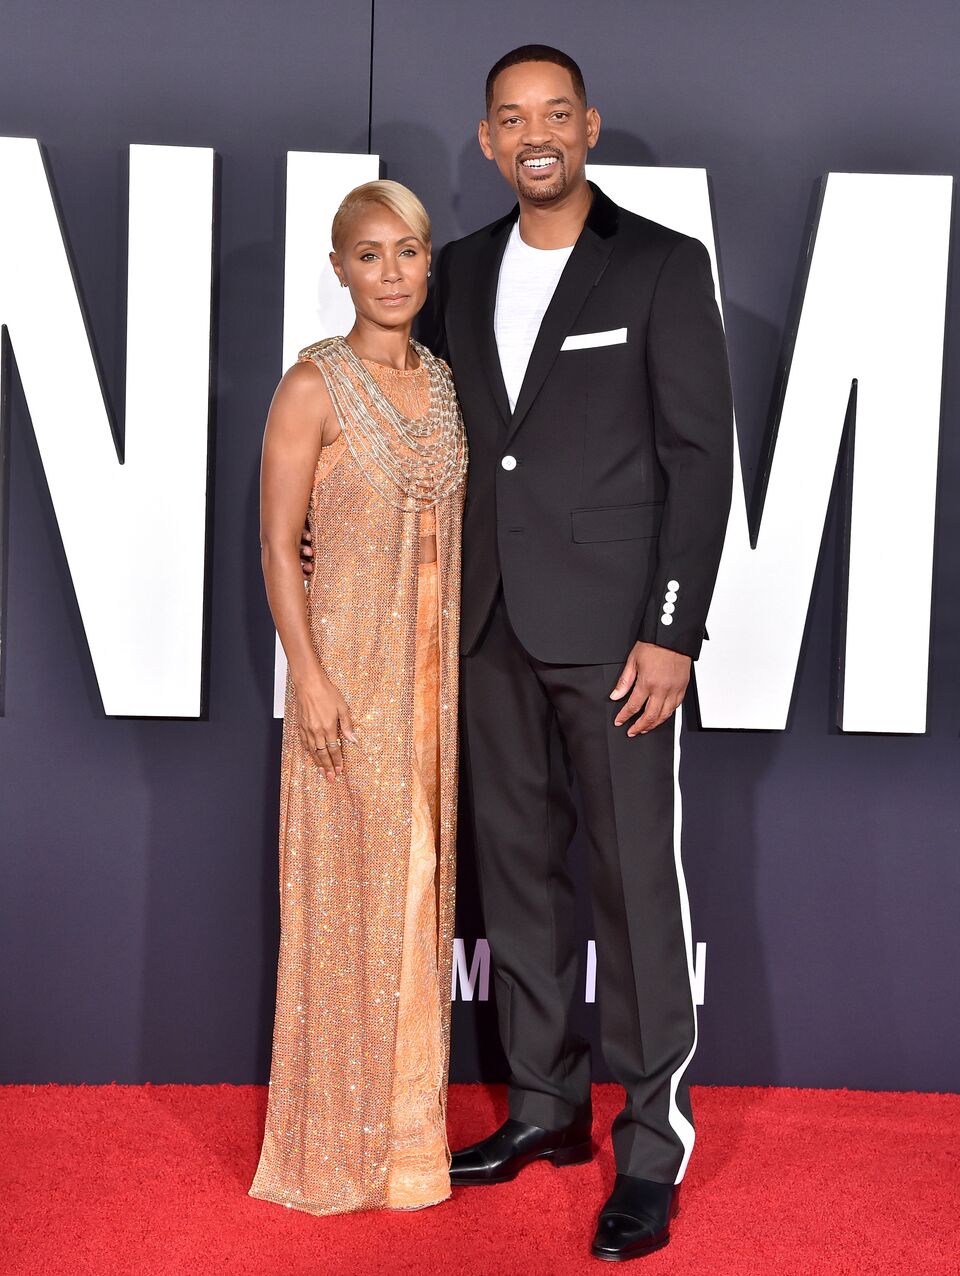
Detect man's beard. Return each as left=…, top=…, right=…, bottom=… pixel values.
left=515, top=154, right=568, bottom=203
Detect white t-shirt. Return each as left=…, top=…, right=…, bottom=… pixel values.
left=494, top=221, right=574, bottom=413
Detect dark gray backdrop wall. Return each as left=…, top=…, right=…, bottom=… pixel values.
left=2, top=1, right=959, bottom=1090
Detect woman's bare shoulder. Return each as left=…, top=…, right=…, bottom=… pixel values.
left=268, top=357, right=346, bottom=452
left=271, top=359, right=332, bottom=416
left=281, top=357, right=328, bottom=392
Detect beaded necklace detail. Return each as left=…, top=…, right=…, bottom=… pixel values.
left=303, top=336, right=467, bottom=513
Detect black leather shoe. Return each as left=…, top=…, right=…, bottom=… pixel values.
left=590, top=1175, right=680, bottom=1262
left=450, top=1117, right=593, bottom=1186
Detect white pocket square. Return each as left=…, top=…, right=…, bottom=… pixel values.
left=561, top=327, right=628, bottom=351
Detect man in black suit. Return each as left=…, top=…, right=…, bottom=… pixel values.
left=295, top=42, right=732, bottom=1263
left=435, top=44, right=731, bottom=1262
left=420, top=45, right=734, bottom=1260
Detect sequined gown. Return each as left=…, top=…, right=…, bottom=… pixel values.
left=250, top=337, right=465, bottom=1216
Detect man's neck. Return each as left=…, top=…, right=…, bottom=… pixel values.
left=516, top=179, right=593, bottom=251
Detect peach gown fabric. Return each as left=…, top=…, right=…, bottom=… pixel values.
left=249, top=343, right=463, bottom=1217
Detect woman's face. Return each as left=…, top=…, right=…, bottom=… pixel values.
left=330, top=205, right=431, bottom=331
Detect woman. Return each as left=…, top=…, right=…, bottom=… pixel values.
left=249, top=181, right=466, bottom=1216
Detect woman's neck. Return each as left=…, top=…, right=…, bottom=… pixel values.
left=345, top=320, right=418, bottom=370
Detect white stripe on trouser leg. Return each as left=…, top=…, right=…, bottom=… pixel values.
left=667, top=705, right=698, bottom=1182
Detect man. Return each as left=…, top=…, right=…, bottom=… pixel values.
left=428, top=46, right=733, bottom=1262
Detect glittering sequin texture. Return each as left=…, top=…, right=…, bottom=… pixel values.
left=249, top=338, right=465, bottom=1216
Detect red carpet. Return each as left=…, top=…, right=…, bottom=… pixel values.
left=2, top=1083, right=958, bottom=1275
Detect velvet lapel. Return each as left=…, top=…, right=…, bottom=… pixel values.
left=473, top=208, right=516, bottom=430
left=506, top=184, right=619, bottom=443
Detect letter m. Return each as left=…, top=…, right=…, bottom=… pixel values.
left=589, top=164, right=952, bottom=731
left=0, top=138, right=215, bottom=716
left=451, top=937, right=490, bottom=1001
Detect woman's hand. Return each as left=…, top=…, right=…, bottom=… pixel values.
left=299, top=525, right=313, bottom=577
left=295, top=671, right=357, bottom=781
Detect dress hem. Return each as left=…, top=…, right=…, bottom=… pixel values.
left=247, top=1183, right=451, bottom=1218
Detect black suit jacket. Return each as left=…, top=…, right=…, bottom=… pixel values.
left=423, top=183, right=733, bottom=663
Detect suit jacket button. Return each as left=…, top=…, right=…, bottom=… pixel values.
left=501, top=455, right=518, bottom=471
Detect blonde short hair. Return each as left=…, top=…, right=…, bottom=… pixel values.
left=331, top=179, right=431, bottom=255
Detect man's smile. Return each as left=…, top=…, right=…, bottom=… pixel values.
left=519, top=150, right=562, bottom=175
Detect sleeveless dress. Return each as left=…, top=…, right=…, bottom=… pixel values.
left=249, top=337, right=466, bottom=1216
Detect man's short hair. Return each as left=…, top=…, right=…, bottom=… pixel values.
left=485, top=45, right=587, bottom=113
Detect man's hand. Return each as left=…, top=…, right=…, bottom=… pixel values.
left=299, top=525, right=313, bottom=577
left=610, top=641, right=691, bottom=736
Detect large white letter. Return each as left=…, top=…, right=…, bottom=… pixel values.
left=451, top=937, right=490, bottom=1002
left=588, top=164, right=951, bottom=732
left=0, top=138, right=214, bottom=716
left=273, top=151, right=379, bottom=716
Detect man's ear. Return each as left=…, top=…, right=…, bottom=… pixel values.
left=586, top=106, right=602, bottom=151
left=478, top=118, right=495, bottom=162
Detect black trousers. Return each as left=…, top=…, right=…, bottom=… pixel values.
left=460, top=591, right=698, bottom=1184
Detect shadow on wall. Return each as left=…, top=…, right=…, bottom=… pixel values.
left=137, top=224, right=284, bottom=1089
left=375, top=122, right=458, bottom=248
left=679, top=176, right=840, bottom=1095
left=455, top=131, right=511, bottom=240
left=679, top=265, right=792, bottom=1098
left=589, top=127, right=658, bottom=169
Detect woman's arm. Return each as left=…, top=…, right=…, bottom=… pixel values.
left=260, top=362, right=353, bottom=780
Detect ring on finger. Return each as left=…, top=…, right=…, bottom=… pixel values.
left=325, top=739, right=341, bottom=749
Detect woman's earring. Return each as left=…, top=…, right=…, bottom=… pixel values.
left=340, top=280, right=347, bottom=288
left=427, top=269, right=432, bottom=278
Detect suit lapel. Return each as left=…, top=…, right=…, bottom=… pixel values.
left=473, top=210, right=516, bottom=430
left=507, top=184, right=620, bottom=442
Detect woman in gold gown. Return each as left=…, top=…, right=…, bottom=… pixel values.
left=249, top=181, right=466, bottom=1216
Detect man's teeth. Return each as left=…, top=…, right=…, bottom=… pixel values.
left=523, top=156, right=557, bottom=168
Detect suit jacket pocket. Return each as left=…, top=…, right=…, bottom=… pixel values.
left=561, top=327, right=628, bottom=351
left=571, top=502, right=664, bottom=543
